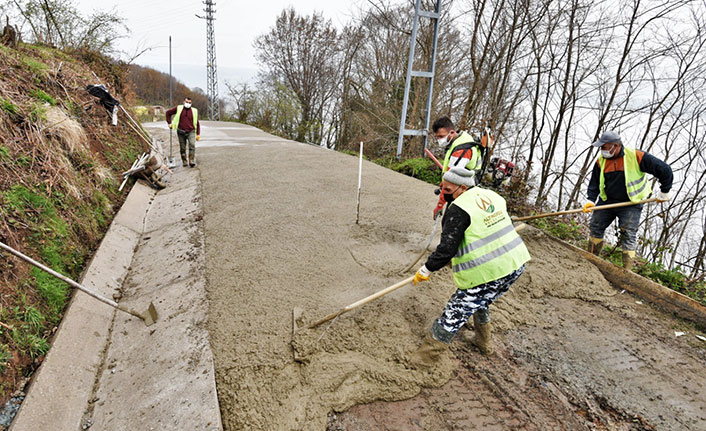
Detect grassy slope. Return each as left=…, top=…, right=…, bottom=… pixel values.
left=0, top=43, right=146, bottom=402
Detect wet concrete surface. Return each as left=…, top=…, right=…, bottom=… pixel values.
left=149, top=121, right=706, bottom=431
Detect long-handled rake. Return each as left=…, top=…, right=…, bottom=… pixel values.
left=0, top=242, right=158, bottom=326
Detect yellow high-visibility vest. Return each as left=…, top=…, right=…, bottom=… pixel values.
left=171, top=105, right=199, bottom=131
left=450, top=187, right=530, bottom=289
left=598, top=147, right=650, bottom=202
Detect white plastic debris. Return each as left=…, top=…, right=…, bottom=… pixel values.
left=635, top=301, right=643, bottom=305
left=674, top=331, right=686, bottom=337
left=696, top=335, right=706, bottom=342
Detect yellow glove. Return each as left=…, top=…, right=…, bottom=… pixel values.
left=582, top=201, right=595, bottom=213
left=413, top=265, right=431, bottom=285
left=655, top=191, right=670, bottom=202
left=196, top=135, right=201, bottom=141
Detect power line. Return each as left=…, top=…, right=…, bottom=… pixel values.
left=196, top=0, right=220, bottom=120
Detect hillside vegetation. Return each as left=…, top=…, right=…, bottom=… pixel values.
left=127, top=64, right=209, bottom=115
left=0, top=42, right=146, bottom=403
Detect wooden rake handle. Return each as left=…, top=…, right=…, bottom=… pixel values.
left=308, top=276, right=416, bottom=329
left=0, top=241, right=150, bottom=322
left=0, top=241, right=119, bottom=310
left=512, top=197, right=658, bottom=222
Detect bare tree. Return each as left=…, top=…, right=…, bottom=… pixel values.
left=7, top=0, right=126, bottom=53
left=254, top=8, right=343, bottom=144
left=225, top=81, right=256, bottom=123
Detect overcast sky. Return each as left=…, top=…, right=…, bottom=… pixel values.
left=73, top=0, right=357, bottom=91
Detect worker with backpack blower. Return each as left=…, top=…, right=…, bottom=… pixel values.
left=431, top=116, right=489, bottom=219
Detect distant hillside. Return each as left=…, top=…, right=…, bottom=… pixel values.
left=127, top=64, right=209, bottom=115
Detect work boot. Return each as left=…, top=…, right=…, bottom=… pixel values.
left=588, top=237, right=604, bottom=256
left=409, top=332, right=448, bottom=368
left=181, top=154, right=188, bottom=167
left=189, top=153, right=196, bottom=168
left=471, top=314, right=494, bottom=355
left=622, top=250, right=635, bottom=271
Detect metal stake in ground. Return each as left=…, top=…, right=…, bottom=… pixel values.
left=356, top=141, right=363, bottom=224
left=0, top=241, right=158, bottom=326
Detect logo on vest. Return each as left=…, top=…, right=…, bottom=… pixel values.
left=475, top=194, right=495, bottom=213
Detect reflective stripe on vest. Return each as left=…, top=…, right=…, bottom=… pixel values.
left=598, top=147, right=651, bottom=202
left=171, top=105, right=199, bottom=131
left=450, top=188, right=531, bottom=289
left=442, top=131, right=482, bottom=173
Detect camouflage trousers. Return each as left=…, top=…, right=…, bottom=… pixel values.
left=432, top=265, right=525, bottom=343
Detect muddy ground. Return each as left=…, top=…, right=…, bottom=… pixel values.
left=191, top=122, right=705, bottom=430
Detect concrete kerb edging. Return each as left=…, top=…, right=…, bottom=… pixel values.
left=10, top=181, right=156, bottom=431
left=548, top=234, right=706, bottom=330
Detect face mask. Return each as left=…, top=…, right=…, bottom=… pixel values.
left=601, top=149, right=613, bottom=159
left=442, top=184, right=460, bottom=203
left=437, top=136, right=448, bottom=147
left=184, top=103, right=192, bottom=109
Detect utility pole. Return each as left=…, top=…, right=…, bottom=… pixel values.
left=196, top=0, right=220, bottom=120
left=168, top=35, right=174, bottom=165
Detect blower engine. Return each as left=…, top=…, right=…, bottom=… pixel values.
left=484, top=157, right=515, bottom=187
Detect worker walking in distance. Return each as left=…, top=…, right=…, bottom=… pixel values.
left=431, top=116, right=486, bottom=219
left=411, top=167, right=530, bottom=366
left=166, top=96, right=201, bottom=167
left=583, top=131, right=673, bottom=270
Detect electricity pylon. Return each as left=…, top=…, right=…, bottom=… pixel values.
left=196, top=0, right=220, bottom=120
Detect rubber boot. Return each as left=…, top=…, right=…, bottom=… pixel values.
left=181, top=154, right=188, bottom=167
left=588, top=237, right=604, bottom=256
left=189, top=153, right=196, bottom=168
left=622, top=250, right=635, bottom=271
left=471, top=314, right=494, bottom=355
left=409, top=332, right=448, bottom=368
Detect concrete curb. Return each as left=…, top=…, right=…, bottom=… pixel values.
left=86, top=167, right=222, bottom=430
left=11, top=182, right=156, bottom=430
left=12, top=165, right=224, bottom=430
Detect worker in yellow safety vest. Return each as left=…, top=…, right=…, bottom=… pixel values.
left=431, top=116, right=486, bottom=219
left=166, top=97, right=201, bottom=167
left=582, top=131, right=673, bottom=270
left=410, top=166, right=531, bottom=366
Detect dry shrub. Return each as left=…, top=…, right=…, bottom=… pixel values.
left=43, top=106, right=88, bottom=155
left=92, top=164, right=113, bottom=182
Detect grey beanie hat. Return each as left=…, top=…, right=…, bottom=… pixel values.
left=443, top=166, right=476, bottom=187
left=592, top=130, right=622, bottom=147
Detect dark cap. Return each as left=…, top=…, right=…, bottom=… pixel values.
left=592, top=131, right=622, bottom=147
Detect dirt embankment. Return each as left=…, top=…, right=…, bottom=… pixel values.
left=0, top=43, right=147, bottom=406
left=196, top=124, right=706, bottom=431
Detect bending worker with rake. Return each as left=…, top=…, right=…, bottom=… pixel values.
left=410, top=167, right=530, bottom=366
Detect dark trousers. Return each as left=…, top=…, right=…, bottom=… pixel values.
left=589, top=202, right=642, bottom=251
left=177, top=130, right=196, bottom=158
